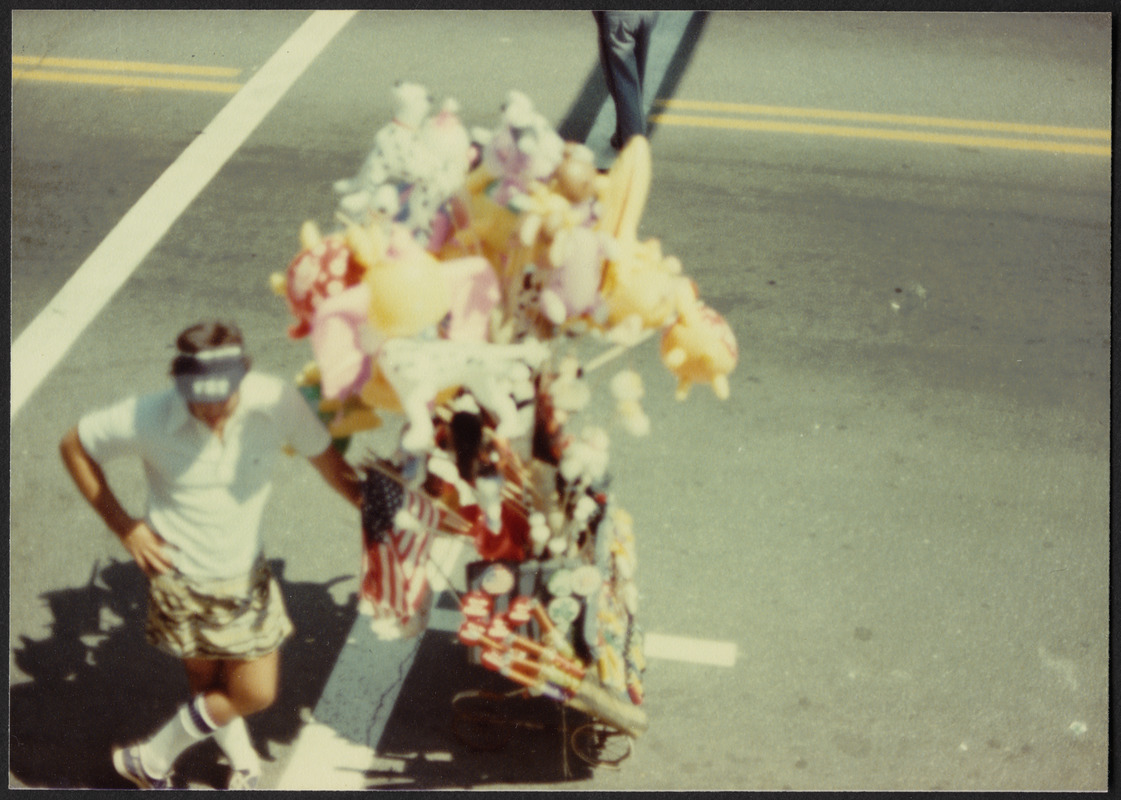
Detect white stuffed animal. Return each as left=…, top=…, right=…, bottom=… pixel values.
left=409, top=98, right=474, bottom=245
left=482, top=90, right=565, bottom=208
left=334, top=81, right=434, bottom=222
left=416, top=98, right=473, bottom=203
left=376, top=337, right=551, bottom=453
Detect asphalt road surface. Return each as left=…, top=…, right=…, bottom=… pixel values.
left=10, top=10, right=1111, bottom=791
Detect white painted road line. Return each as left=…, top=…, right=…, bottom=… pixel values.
left=426, top=537, right=741, bottom=669
left=274, top=722, right=383, bottom=791
left=642, top=633, right=738, bottom=668
left=277, top=534, right=737, bottom=789
left=426, top=610, right=738, bottom=669
left=277, top=536, right=466, bottom=790
left=9, top=10, right=357, bottom=422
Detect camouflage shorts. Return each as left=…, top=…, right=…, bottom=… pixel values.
left=145, top=558, right=294, bottom=660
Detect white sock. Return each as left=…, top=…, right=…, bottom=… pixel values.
left=140, top=694, right=218, bottom=777
left=212, top=716, right=260, bottom=774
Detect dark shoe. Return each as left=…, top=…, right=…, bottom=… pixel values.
left=112, top=744, right=173, bottom=789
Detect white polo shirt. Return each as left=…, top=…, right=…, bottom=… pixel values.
left=78, top=372, right=331, bottom=580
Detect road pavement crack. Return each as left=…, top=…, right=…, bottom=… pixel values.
left=365, top=638, right=423, bottom=748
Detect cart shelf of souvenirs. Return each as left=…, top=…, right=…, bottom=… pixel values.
left=270, top=83, right=737, bottom=763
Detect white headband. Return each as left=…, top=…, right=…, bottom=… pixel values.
left=186, top=345, right=244, bottom=362
left=174, top=345, right=248, bottom=403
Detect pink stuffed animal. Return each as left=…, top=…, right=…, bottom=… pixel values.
left=440, top=257, right=501, bottom=342
left=309, top=282, right=379, bottom=400
left=539, top=226, right=607, bottom=325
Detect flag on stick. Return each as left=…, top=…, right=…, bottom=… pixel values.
left=359, top=462, right=467, bottom=632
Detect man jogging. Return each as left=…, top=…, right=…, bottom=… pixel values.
left=59, top=320, right=362, bottom=789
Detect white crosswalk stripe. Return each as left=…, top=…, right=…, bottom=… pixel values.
left=276, top=538, right=736, bottom=789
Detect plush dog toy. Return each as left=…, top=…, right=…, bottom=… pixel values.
left=333, top=81, right=434, bottom=225
left=378, top=337, right=551, bottom=453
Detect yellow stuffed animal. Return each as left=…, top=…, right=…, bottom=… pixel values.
left=659, top=301, right=738, bottom=400
left=595, top=136, right=652, bottom=242
left=600, top=237, right=693, bottom=330
left=456, top=172, right=521, bottom=271
left=295, top=361, right=385, bottom=438
left=347, top=222, right=452, bottom=338
left=593, top=137, right=694, bottom=331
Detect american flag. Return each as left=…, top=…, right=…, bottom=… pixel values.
left=360, top=464, right=446, bottom=628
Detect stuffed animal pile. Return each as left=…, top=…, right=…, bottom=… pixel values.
left=271, top=83, right=737, bottom=737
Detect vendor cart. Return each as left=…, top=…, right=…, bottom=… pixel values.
left=273, top=83, right=737, bottom=774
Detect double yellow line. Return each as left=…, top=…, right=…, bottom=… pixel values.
left=652, top=98, right=1110, bottom=157
left=12, top=55, right=243, bottom=94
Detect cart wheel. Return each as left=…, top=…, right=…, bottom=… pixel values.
left=570, top=721, right=633, bottom=768
left=451, top=690, right=516, bottom=752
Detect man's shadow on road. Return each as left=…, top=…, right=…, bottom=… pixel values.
left=9, top=558, right=356, bottom=789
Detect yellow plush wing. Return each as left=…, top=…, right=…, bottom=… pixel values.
left=595, top=136, right=652, bottom=242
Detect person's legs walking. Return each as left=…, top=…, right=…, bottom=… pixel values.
left=596, top=11, right=647, bottom=150
left=594, top=11, right=619, bottom=106
left=184, top=657, right=223, bottom=695
left=113, top=692, right=219, bottom=787
left=201, top=653, right=278, bottom=787
left=633, top=13, right=653, bottom=113
left=194, top=651, right=279, bottom=725
left=113, top=653, right=277, bottom=788
left=212, top=716, right=261, bottom=789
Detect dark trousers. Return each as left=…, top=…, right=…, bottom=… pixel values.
left=594, top=11, right=658, bottom=149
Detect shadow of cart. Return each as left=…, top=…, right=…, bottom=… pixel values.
left=355, top=631, right=620, bottom=789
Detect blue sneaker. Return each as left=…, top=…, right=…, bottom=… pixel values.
left=112, top=744, right=173, bottom=789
